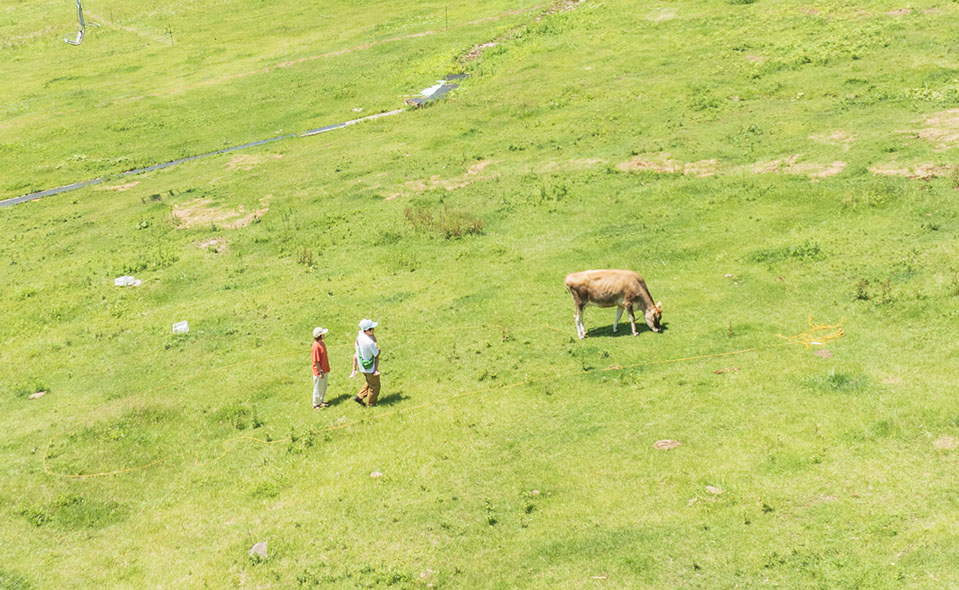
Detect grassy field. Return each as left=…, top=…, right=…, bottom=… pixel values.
left=3, top=0, right=959, bottom=588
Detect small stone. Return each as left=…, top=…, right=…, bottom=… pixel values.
left=654, top=439, right=681, bottom=450
left=530, top=489, right=540, bottom=496
left=249, top=542, right=267, bottom=560
left=813, top=350, right=833, bottom=358
left=370, top=471, right=384, bottom=478
left=28, top=391, right=46, bottom=400
left=705, top=485, right=723, bottom=495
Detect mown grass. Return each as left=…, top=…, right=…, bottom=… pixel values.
left=3, top=0, right=959, bottom=588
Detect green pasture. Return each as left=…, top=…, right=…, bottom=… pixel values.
left=2, top=0, right=959, bottom=587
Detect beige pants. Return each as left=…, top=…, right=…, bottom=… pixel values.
left=312, top=373, right=328, bottom=406
left=357, top=372, right=380, bottom=406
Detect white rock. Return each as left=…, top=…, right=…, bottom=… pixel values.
left=249, top=541, right=267, bottom=560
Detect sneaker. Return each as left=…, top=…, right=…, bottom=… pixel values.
left=353, top=396, right=365, bottom=407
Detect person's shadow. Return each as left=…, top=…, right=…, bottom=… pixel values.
left=375, top=391, right=408, bottom=407
left=324, top=390, right=408, bottom=408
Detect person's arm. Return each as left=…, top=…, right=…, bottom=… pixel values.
left=349, top=347, right=358, bottom=377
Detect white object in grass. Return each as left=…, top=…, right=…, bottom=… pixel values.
left=172, top=321, right=190, bottom=334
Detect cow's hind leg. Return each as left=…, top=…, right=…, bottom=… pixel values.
left=613, top=307, right=623, bottom=333
left=627, top=304, right=638, bottom=336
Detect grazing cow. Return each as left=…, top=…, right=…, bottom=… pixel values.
left=564, top=269, right=662, bottom=339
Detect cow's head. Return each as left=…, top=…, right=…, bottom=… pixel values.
left=645, top=301, right=663, bottom=333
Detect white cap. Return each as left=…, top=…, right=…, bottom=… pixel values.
left=313, top=327, right=328, bottom=338
left=358, top=319, right=378, bottom=331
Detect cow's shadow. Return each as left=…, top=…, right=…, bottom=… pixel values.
left=585, top=321, right=669, bottom=338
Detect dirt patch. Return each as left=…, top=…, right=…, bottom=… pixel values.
left=810, top=130, right=857, bottom=148
left=882, top=375, right=902, bottom=385
left=869, top=162, right=954, bottom=179
left=915, top=109, right=959, bottom=150
left=616, top=153, right=718, bottom=177
left=934, top=436, right=959, bottom=450
left=387, top=160, right=494, bottom=200
left=464, top=41, right=498, bottom=62
left=887, top=8, right=912, bottom=17
left=653, top=439, right=681, bottom=451
left=197, top=238, right=228, bottom=253
left=648, top=7, right=677, bottom=21
left=537, top=158, right=607, bottom=172
left=751, top=154, right=845, bottom=181
left=225, top=154, right=283, bottom=171
left=800, top=6, right=820, bottom=15
left=97, top=181, right=140, bottom=192
left=745, top=55, right=766, bottom=63
left=813, top=349, right=833, bottom=359
left=172, top=196, right=271, bottom=229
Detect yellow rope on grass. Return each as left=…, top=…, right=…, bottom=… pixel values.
left=42, top=317, right=845, bottom=479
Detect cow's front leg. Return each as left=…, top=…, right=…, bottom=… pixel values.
left=613, top=307, right=623, bottom=333
left=627, top=304, right=638, bottom=336
left=574, top=304, right=586, bottom=339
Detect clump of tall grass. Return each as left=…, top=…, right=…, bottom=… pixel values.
left=404, top=205, right=484, bottom=239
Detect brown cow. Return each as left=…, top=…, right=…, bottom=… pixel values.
left=564, top=269, right=662, bottom=339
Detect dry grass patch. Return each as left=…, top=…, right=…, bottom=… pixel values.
left=810, top=130, right=858, bottom=148
left=224, top=154, right=283, bottom=171
left=869, top=162, right=954, bottom=180
left=934, top=436, right=959, bottom=450
left=616, top=153, right=718, bottom=177
left=914, top=109, right=959, bottom=150
left=197, top=238, right=228, bottom=253
left=97, top=181, right=139, bottom=192
left=537, top=158, right=606, bottom=173
left=647, top=7, right=677, bottom=21
left=750, top=154, right=845, bottom=181
left=172, top=196, right=271, bottom=229
left=387, top=160, right=494, bottom=200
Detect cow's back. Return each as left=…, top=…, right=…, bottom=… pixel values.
left=566, top=269, right=643, bottom=306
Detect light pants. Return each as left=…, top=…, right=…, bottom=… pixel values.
left=312, top=373, right=328, bottom=406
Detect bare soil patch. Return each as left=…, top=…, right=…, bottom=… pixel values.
left=887, top=8, right=912, bottom=17
left=537, top=158, right=607, bottom=173
left=616, top=153, right=718, bottom=177
left=97, top=181, right=140, bottom=192
left=653, top=439, right=681, bottom=450
left=915, top=109, right=959, bottom=150
left=197, top=238, right=228, bottom=253
left=934, top=436, right=959, bottom=450
left=810, top=130, right=857, bottom=148
left=172, top=196, right=271, bottom=229
left=751, top=154, right=845, bottom=181
left=869, top=162, right=954, bottom=179
left=225, top=154, right=283, bottom=171
left=387, top=160, right=494, bottom=200
left=648, top=7, right=677, bottom=21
